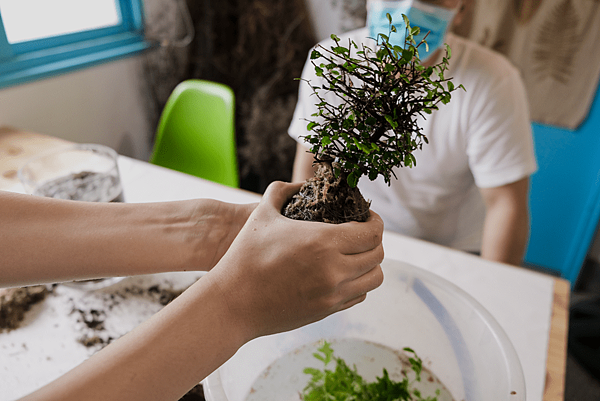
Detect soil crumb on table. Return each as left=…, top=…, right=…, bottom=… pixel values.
left=0, top=286, right=50, bottom=331
left=179, top=383, right=205, bottom=401
left=72, top=284, right=184, bottom=349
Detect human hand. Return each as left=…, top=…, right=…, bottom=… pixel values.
left=186, top=199, right=257, bottom=270
left=205, top=181, right=384, bottom=340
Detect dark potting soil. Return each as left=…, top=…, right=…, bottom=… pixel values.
left=72, top=284, right=184, bottom=349
left=179, top=383, right=206, bottom=401
left=68, top=284, right=204, bottom=400
left=1, top=282, right=204, bottom=399
left=0, top=286, right=50, bottom=331
left=283, top=163, right=370, bottom=223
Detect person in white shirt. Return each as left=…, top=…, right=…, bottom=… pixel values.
left=290, top=0, right=537, bottom=266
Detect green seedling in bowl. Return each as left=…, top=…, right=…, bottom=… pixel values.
left=301, top=341, right=441, bottom=401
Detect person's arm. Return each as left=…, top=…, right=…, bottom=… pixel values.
left=19, top=181, right=385, bottom=401
left=0, top=190, right=256, bottom=288
left=479, top=177, right=530, bottom=265
left=292, top=143, right=318, bottom=183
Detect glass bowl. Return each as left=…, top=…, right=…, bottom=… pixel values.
left=203, top=259, right=526, bottom=401
left=18, top=143, right=123, bottom=202
left=18, top=143, right=125, bottom=290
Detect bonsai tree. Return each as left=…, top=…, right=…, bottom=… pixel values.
left=283, top=15, right=464, bottom=223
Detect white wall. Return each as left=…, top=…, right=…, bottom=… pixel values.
left=0, top=0, right=336, bottom=162
left=0, top=56, right=151, bottom=160
left=0, top=0, right=176, bottom=161
left=304, top=0, right=342, bottom=42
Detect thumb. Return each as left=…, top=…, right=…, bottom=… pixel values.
left=262, top=181, right=303, bottom=211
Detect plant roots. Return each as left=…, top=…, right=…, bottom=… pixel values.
left=283, top=162, right=371, bottom=224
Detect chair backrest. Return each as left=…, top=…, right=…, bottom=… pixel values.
left=525, top=84, right=600, bottom=287
left=150, top=79, right=239, bottom=188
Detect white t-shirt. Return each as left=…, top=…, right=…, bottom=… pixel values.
left=288, top=29, right=537, bottom=252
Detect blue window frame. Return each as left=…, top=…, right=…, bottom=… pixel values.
left=0, top=0, right=153, bottom=89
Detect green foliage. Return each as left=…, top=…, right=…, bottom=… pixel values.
left=302, top=14, right=465, bottom=187
left=301, top=341, right=439, bottom=401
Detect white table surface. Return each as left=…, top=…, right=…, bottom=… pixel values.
left=0, top=156, right=554, bottom=401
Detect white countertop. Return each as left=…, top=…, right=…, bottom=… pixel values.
left=0, top=156, right=554, bottom=401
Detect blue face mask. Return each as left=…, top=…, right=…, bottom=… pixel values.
left=367, top=0, right=458, bottom=60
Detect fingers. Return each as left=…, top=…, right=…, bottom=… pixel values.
left=261, top=181, right=303, bottom=211
left=350, top=262, right=384, bottom=295
left=335, top=263, right=383, bottom=312
left=334, top=210, right=384, bottom=255
left=222, top=181, right=386, bottom=338
left=297, top=262, right=383, bottom=329
left=341, top=242, right=385, bottom=281
left=338, top=293, right=367, bottom=312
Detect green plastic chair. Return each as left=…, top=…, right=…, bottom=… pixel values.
left=150, top=79, right=239, bottom=188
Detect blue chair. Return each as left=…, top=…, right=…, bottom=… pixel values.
left=150, top=79, right=239, bottom=188
left=525, top=85, right=600, bottom=287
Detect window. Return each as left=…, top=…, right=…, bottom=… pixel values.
left=0, top=0, right=152, bottom=89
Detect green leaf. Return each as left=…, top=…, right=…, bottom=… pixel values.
left=303, top=367, right=322, bottom=376
left=401, top=48, right=414, bottom=63
left=358, top=142, right=372, bottom=154
left=385, top=114, right=398, bottom=129
left=310, top=49, right=321, bottom=60
left=347, top=172, right=359, bottom=188
left=302, top=343, right=439, bottom=401
left=307, top=122, right=318, bottom=131
left=387, top=13, right=393, bottom=24
left=332, top=46, right=349, bottom=55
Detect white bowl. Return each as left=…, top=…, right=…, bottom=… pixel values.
left=203, top=259, right=526, bottom=401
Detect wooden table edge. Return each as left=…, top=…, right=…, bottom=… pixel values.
left=543, top=277, right=570, bottom=401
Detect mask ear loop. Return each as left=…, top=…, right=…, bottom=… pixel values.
left=148, top=0, right=195, bottom=48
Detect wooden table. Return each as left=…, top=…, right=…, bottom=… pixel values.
left=0, top=126, right=71, bottom=189
left=0, top=126, right=569, bottom=401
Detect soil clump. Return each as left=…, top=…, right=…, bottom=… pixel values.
left=179, top=384, right=205, bottom=400
left=0, top=286, right=50, bottom=331
left=72, top=284, right=184, bottom=349
left=283, top=163, right=370, bottom=224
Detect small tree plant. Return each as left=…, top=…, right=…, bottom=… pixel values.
left=283, top=15, right=465, bottom=223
